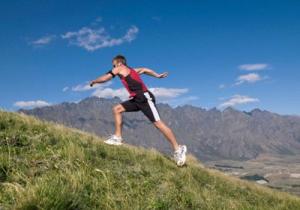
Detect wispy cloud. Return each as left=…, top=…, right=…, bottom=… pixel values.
left=92, top=87, right=128, bottom=100
left=238, top=64, right=269, bottom=71
left=31, top=35, right=56, bottom=46
left=149, top=87, right=188, bottom=99
left=235, top=73, right=263, bottom=85
left=91, top=87, right=189, bottom=101
left=14, top=100, right=51, bottom=108
left=71, top=81, right=127, bottom=100
left=219, top=64, right=270, bottom=89
left=70, top=81, right=188, bottom=102
left=219, top=95, right=259, bottom=108
left=61, top=25, right=139, bottom=51
left=71, top=81, right=112, bottom=92
left=62, top=87, right=69, bottom=92
left=29, top=18, right=138, bottom=51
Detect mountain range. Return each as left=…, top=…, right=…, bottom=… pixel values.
left=19, top=97, right=300, bottom=161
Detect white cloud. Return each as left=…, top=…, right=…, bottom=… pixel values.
left=72, top=83, right=96, bottom=92
left=238, top=64, right=269, bottom=71
left=92, top=87, right=188, bottom=101
left=62, top=87, right=69, bottom=92
left=70, top=81, right=188, bottom=102
left=29, top=18, right=138, bottom=50
left=71, top=81, right=127, bottom=99
left=31, top=35, right=56, bottom=46
left=92, top=87, right=128, bottom=100
left=235, top=73, right=262, bottom=85
left=14, top=100, right=51, bottom=108
left=61, top=25, right=139, bottom=51
left=219, top=95, right=259, bottom=108
left=149, top=87, right=188, bottom=99
left=71, top=81, right=112, bottom=92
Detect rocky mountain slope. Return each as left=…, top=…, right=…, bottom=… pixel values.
left=20, top=97, right=300, bottom=161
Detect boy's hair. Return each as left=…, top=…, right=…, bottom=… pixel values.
left=113, top=55, right=127, bottom=65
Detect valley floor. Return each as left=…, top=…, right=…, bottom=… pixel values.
left=207, top=154, right=300, bottom=196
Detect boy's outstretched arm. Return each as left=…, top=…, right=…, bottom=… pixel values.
left=135, top=67, right=168, bottom=78
left=90, top=67, right=120, bottom=87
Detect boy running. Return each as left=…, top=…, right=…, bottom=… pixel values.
left=90, top=55, right=187, bottom=166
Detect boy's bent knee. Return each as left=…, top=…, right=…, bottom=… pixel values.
left=113, top=104, right=125, bottom=114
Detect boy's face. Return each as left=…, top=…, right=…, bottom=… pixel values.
left=112, top=60, right=119, bottom=68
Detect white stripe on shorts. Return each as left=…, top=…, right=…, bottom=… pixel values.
left=144, top=92, right=160, bottom=121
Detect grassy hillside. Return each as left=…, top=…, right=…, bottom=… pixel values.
left=0, top=111, right=300, bottom=210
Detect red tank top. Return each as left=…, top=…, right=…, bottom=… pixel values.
left=119, top=67, right=148, bottom=97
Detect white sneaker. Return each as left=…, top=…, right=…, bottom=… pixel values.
left=174, top=145, right=187, bottom=166
left=104, top=135, right=123, bottom=145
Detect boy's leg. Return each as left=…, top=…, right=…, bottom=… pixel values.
left=105, top=102, right=138, bottom=145
left=114, top=102, right=180, bottom=150
left=153, top=120, right=179, bottom=151
left=153, top=119, right=187, bottom=167
left=137, top=91, right=186, bottom=166
left=112, top=104, right=126, bottom=137
left=113, top=100, right=139, bottom=137
left=139, top=92, right=180, bottom=151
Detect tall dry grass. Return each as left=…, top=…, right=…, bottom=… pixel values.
left=0, top=111, right=299, bottom=210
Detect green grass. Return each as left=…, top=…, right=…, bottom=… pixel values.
left=0, top=111, right=300, bottom=210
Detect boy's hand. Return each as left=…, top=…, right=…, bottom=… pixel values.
left=158, top=72, right=168, bottom=78
left=90, top=81, right=95, bottom=87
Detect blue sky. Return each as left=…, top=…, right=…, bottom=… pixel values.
left=1, top=0, right=300, bottom=115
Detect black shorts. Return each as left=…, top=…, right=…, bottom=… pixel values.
left=121, top=91, right=161, bottom=122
